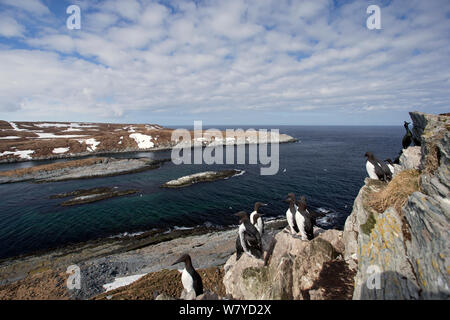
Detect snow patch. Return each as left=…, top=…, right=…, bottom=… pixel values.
left=0, top=149, right=34, bottom=159
left=129, top=133, right=154, bottom=149
left=103, top=274, right=147, bottom=292
left=53, top=147, right=69, bottom=154
left=34, top=132, right=86, bottom=139
left=84, top=138, right=100, bottom=152
left=0, top=136, right=21, bottom=139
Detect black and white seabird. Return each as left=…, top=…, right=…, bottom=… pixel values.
left=297, top=196, right=326, bottom=240
left=235, top=211, right=263, bottom=260
left=171, top=254, right=203, bottom=296
left=365, top=152, right=392, bottom=182
left=285, top=193, right=299, bottom=234
left=250, top=202, right=266, bottom=235
left=402, top=121, right=412, bottom=149
left=384, top=158, right=395, bottom=176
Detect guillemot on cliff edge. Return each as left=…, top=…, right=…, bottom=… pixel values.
left=402, top=121, right=413, bottom=149
left=284, top=193, right=299, bottom=234
left=250, top=202, right=267, bottom=235
left=296, top=196, right=325, bottom=240
left=365, top=152, right=392, bottom=182
left=235, top=211, right=263, bottom=260
left=171, top=254, right=203, bottom=297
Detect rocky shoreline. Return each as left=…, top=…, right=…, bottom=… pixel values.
left=0, top=218, right=286, bottom=299
left=0, top=157, right=170, bottom=184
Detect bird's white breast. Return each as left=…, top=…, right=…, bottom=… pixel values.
left=295, top=211, right=305, bottom=234
left=286, top=209, right=294, bottom=227
left=181, top=268, right=194, bottom=292
left=366, top=161, right=378, bottom=179
left=387, top=164, right=395, bottom=175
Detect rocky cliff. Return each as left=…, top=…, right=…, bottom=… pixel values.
left=343, top=111, right=449, bottom=299
left=222, top=111, right=448, bottom=300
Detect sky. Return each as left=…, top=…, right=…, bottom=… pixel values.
left=0, top=0, right=449, bottom=126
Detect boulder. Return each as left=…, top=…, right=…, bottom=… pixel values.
left=399, top=146, right=421, bottom=170
left=223, top=228, right=349, bottom=300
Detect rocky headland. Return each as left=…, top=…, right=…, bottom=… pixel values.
left=0, top=120, right=297, bottom=163
left=0, top=157, right=169, bottom=184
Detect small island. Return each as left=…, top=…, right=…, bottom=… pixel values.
left=161, top=169, right=244, bottom=188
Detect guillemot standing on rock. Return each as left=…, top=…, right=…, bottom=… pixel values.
left=402, top=121, right=413, bottom=149
left=171, top=254, right=203, bottom=297
left=384, top=158, right=395, bottom=176
left=296, top=196, right=325, bottom=240
left=365, top=152, right=392, bottom=182
left=235, top=211, right=263, bottom=260
left=250, top=202, right=266, bottom=235
left=284, top=193, right=299, bottom=234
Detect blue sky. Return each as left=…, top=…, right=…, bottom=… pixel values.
left=0, top=0, right=449, bottom=125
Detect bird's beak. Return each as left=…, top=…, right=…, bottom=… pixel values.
left=171, top=256, right=184, bottom=266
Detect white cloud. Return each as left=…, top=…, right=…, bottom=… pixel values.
left=0, top=0, right=449, bottom=124
left=0, top=0, right=49, bottom=15
left=0, top=15, right=25, bottom=37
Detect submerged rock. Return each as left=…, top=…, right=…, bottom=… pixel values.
left=50, top=187, right=139, bottom=206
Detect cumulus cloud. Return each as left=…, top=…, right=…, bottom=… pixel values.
left=0, top=15, right=25, bottom=37
left=0, top=0, right=49, bottom=15
left=0, top=0, right=449, bottom=124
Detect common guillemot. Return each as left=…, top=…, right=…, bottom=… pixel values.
left=384, top=158, right=395, bottom=176
left=296, top=196, right=325, bottom=240
left=402, top=121, right=413, bottom=149
left=235, top=211, right=263, bottom=260
left=250, top=202, right=266, bottom=235
left=171, top=254, right=203, bottom=297
left=284, top=193, right=299, bottom=234
left=365, top=152, right=392, bottom=182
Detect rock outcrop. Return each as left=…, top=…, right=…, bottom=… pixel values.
left=223, top=228, right=355, bottom=300
left=343, top=111, right=449, bottom=299
left=161, top=169, right=244, bottom=188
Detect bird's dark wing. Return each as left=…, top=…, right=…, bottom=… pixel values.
left=306, top=209, right=326, bottom=219
left=236, top=235, right=243, bottom=260
left=192, top=270, right=203, bottom=296
left=301, top=211, right=315, bottom=240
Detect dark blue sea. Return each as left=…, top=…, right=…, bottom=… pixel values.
left=0, top=126, right=404, bottom=259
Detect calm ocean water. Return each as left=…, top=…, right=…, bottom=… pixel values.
left=0, top=126, right=404, bottom=259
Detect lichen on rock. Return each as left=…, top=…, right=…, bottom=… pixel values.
left=343, top=111, right=450, bottom=300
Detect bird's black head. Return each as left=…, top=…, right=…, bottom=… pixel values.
left=404, top=121, right=410, bottom=127
left=254, top=202, right=267, bottom=211
left=384, top=158, right=394, bottom=165
left=171, top=253, right=191, bottom=266
left=296, top=200, right=307, bottom=211
left=287, top=193, right=296, bottom=201
left=365, top=152, right=374, bottom=159
left=234, top=211, right=249, bottom=223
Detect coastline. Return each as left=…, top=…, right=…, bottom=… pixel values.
left=0, top=217, right=287, bottom=298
